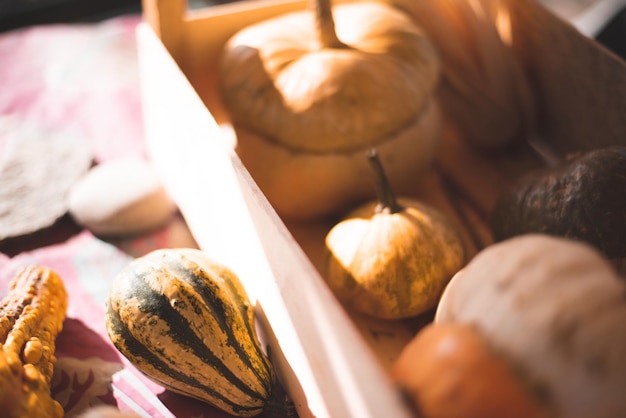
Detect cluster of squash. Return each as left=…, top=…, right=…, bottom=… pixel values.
left=105, top=0, right=466, bottom=416
left=103, top=144, right=626, bottom=418
left=387, top=145, right=626, bottom=416
left=217, top=0, right=626, bottom=414
left=394, top=234, right=626, bottom=418
left=104, top=235, right=626, bottom=418
left=103, top=0, right=626, bottom=417
left=218, top=0, right=470, bottom=318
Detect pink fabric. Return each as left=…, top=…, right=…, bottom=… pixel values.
left=0, top=15, right=146, bottom=162
left=0, top=16, right=233, bottom=418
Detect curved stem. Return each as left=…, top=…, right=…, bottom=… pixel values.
left=367, top=149, right=403, bottom=214
left=310, top=0, right=346, bottom=49
left=263, top=381, right=298, bottom=418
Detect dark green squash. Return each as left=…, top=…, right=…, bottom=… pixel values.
left=105, top=248, right=276, bottom=417
left=490, top=145, right=626, bottom=259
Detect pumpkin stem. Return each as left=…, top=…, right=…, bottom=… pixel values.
left=368, top=149, right=403, bottom=214
left=310, top=0, right=346, bottom=49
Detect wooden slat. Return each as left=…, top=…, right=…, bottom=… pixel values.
left=142, top=0, right=186, bottom=63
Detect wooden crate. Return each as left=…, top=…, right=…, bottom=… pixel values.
left=136, top=0, right=626, bottom=416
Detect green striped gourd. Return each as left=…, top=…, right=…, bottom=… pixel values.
left=105, top=248, right=275, bottom=417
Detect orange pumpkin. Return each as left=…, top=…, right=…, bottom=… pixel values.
left=391, top=323, right=550, bottom=418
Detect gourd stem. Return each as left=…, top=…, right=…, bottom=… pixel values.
left=263, top=382, right=298, bottom=418
left=310, top=0, right=346, bottom=49
left=368, top=149, right=403, bottom=214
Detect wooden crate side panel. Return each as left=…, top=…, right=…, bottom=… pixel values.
left=142, top=0, right=186, bottom=63
left=508, top=0, right=626, bottom=155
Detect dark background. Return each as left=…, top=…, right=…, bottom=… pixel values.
left=597, top=5, right=626, bottom=60
left=0, top=0, right=143, bottom=30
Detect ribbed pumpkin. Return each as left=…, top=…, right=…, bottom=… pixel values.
left=218, top=0, right=441, bottom=220
left=323, top=150, right=465, bottom=319
left=105, top=248, right=275, bottom=417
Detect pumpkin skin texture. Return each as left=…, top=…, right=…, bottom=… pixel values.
left=324, top=197, right=465, bottom=319
left=436, top=234, right=626, bottom=418
left=324, top=150, right=465, bottom=320
left=391, top=323, right=550, bottom=418
left=490, top=146, right=626, bottom=259
left=105, top=248, right=275, bottom=417
left=218, top=1, right=441, bottom=220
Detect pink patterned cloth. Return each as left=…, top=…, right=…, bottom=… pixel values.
left=0, top=15, right=232, bottom=418
left=0, top=15, right=146, bottom=163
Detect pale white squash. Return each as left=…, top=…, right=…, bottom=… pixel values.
left=436, top=234, right=626, bottom=418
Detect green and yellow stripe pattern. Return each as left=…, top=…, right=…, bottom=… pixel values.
left=106, top=248, right=275, bottom=417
